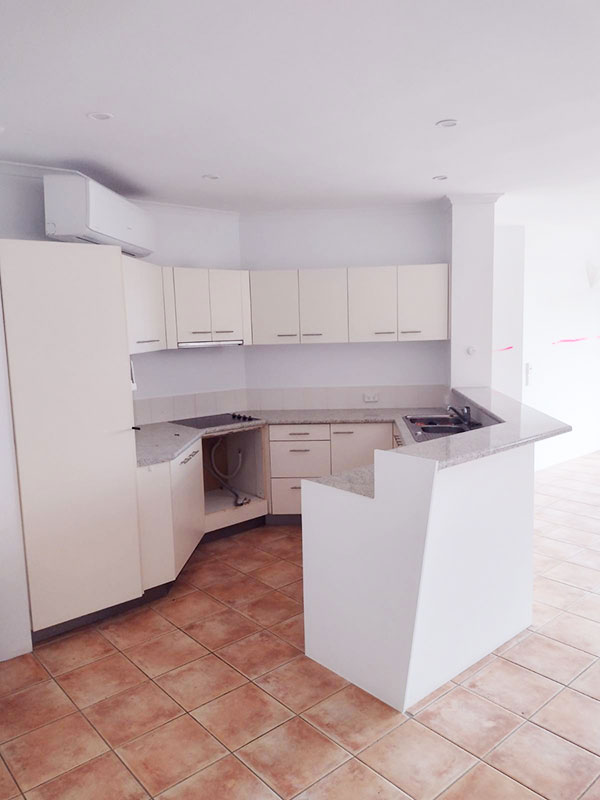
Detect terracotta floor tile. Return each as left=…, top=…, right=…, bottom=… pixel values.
left=463, top=659, right=561, bottom=717
left=303, top=684, right=406, bottom=753
left=219, top=546, right=278, bottom=573
left=570, top=593, right=600, bottom=623
left=295, top=758, right=408, bottom=799
left=241, top=526, right=292, bottom=548
left=437, top=762, right=542, bottom=799
left=216, top=630, right=300, bottom=678
left=83, top=681, right=182, bottom=747
left=180, top=559, right=240, bottom=589
left=153, top=590, right=225, bottom=627
left=540, top=612, right=600, bottom=655
left=502, top=631, right=595, bottom=683
left=256, top=655, right=348, bottom=712
left=184, top=608, right=261, bottom=650
left=359, top=719, right=476, bottom=800
left=0, top=713, right=107, bottom=792
left=582, top=778, right=600, bottom=799
left=493, top=629, right=532, bottom=655
left=544, top=526, right=600, bottom=548
left=116, top=715, right=226, bottom=796
left=158, top=577, right=196, bottom=601
left=485, top=722, right=600, bottom=800
left=572, top=661, right=600, bottom=701
left=406, top=682, right=454, bottom=715
left=269, top=614, right=305, bottom=650
left=534, top=553, right=561, bottom=575
left=34, top=630, right=115, bottom=675
left=534, top=537, right=584, bottom=559
left=255, top=535, right=303, bottom=563
left=155, top=654, right=247, bottom=710
left=237, top=717, right=348, bottom=799
left=279, top=579, right=303, bottom=603
left=97, top=608, right=175, bottom=649
left=203, top=574, right=272, bottom=608
left=237, top=590, right=302, bottom=626
left=531, top=601, right=562, bottom=629
left=0, top=758, right=19, bottom=800
left=452, top=653, right=496, bottom=683
left=124, top=630, right=208, bottom=677
left=56, top=653, right=146, bottom=708
left=191, top=683, right=294, bottom=750
left=532, top=688, right=600, bottom=755
left=24, top=752, right=148, bottom=800
left=417, top=686, right=521, bottom=756
left=545, top=562, right=600, bottom=591
left=0, top=654, right=48, bottom=698
left=570, top=549, right=600, bottom=570
left=156, top=753, right=277, bottom=799
left=537, top=507, right=600, bottom=534
left=0, top=680, right=75, bottom=743
left=533, top=576, right=586, bottom=609
left=250, top=561, right=303, bottom=589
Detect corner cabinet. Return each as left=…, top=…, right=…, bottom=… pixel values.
left=348, top=266, right=398, bottom=342
left=122, top=255, right=167, bottom=353
left=250, top=269, right=300, bottom=344
left=398, top=263, right=449, bottom=341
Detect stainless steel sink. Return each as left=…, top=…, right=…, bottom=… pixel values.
left=403, top=413, right=482, bottom=441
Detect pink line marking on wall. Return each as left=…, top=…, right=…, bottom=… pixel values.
left=496, top=346, right=514, bottom=351
left=552, top=337, right=589, bottom=344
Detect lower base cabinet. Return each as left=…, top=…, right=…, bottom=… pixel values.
left=271, top=478, right=304, bottom=514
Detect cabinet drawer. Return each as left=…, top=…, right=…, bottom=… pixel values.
left=270, top=440, right=331, bottom=477
left=271, top=478, right=303, bottom=514
left=330, top=423, right=393, bottom=473
left=269, top=424, right=330, bottom=441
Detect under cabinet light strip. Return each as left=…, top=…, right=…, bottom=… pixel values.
left=177, top=340, right=244, bottom=348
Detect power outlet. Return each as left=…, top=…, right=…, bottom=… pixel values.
left=363, top=392, right=379, bottom=404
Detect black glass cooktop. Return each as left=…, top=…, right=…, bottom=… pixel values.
left=172, top=412, right=259, bottom=429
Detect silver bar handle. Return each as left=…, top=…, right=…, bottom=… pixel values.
left=214, top=330, right=234, bottom=334
left=374, top=331, right=396, bottom=335
left=400, top=330, right=422, bottom=334
left=290, top=486, right=301, bottom=490
left=191, top=331, right=211, bottom=334
left=333, top=431, right=354, bottom=434
left=179, top=449, right=200, bottom=465
left=289, top=448, right=310, bottom=452
left=277, top=333, right=298, bottom=337
left=302, top=333, right=323, bottom=336
left=288, top=432, right=309, bottom=436
left=136, top=339, right=160, bottom=344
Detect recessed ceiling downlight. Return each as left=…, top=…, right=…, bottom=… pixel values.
left=435, top=119, right=458, bottom=127
left=86, top=112, right=114, bottom=121
left=202, top=174, right=220, bottom=180
left=432, top=175, right=448, bottom=181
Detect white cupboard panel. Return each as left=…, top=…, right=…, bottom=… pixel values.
left=0, top=240, right=142, bottom=630
left=170, top=443, right=205, bottom=573
left=271, top=478, right=303, bottom=514
left=173, top=267, right=212, bottom=343
left=240, top=270, right=253, bottom=345
left=250, top=270, right=299, bottom=345
left=270, top=440, right=331, bottom=478
left=122, top=256, right=166, bottom=354
left=162, top=267, right=178, bottom=349
left=398, top=263, right=449, bottom=341
left=348, top=266, right=398, bottom=342
left=269, top=424, right=330, bottom=441
left=209, top=269, right=244, bottom=341
left=330, top=423, right=393, bottom=473
left=299, top=268, right=348, bottom=344
left=137, top=462, right=175, bottom=589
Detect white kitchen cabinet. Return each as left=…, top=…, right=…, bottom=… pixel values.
left=173, top=267, right=212, bottom=343
left=271, top=478, right=303, bottom=514
left=250, top=270, right=299, bottom=345
left=299, top=268, right=348, bottom=344
left=348, top=266, right=398, bottom=342
left=122, top=255, right=167, bottom=354
left=270, top=440, right=331, bottom=478
left=330, top=423, right=393, bottom=473
left=398, top=263, right=449, bottom=341
left=209, top=269, right=244, bottom=341
left=269, top=424, right=331, bottom=441
left=0, top=240, right=142, bottom=631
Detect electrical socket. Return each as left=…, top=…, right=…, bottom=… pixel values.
left=363, top=392, right=379, bottom=404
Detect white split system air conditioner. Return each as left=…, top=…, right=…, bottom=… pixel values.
left=43, top=173, right=156, bottom=258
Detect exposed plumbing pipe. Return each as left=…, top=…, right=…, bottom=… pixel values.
left=207, top=438, right=250, bottom=506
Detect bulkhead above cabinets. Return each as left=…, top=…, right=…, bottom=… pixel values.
left=122, top=260, right=448, bottom=355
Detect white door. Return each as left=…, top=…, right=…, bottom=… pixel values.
left=209, top=269, right=244, bottom=341
left=299, top=269, right=348, bottom=344
left=173, top=267, right=212, bottom=343
left=330, top=423, right=393, bottom=473
left=0, top=240, right=142, bottom=631
left=398, top=263, right=449, bottom=341
left=348, top=266, right=398, bottom=342
left=250, top=270, right=299, bottom=345
left=122, top=255, right=166, bottom=353
left=170, top=443, right=205, bottom=573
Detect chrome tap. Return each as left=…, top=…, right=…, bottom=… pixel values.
left=447, top=405, right=472, bottom=425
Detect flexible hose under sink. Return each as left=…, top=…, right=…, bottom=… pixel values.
left=208, top=437, right=250, bottom=507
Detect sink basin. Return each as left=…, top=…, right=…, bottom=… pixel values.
left=421, top=424, right=467, bottom=434
left=406, top=415, right=462, bottom=426
left=402, top=413, right=483, bottom=442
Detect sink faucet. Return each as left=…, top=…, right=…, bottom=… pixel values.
left=447, top=405, right=472, bottom=425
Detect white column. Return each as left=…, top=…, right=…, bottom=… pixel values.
left=449, top=194, right=501, bottom=387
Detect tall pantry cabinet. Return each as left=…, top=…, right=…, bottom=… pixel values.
left=0, top=240, right=142, bottom=632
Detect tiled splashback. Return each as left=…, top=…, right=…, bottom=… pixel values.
left=133, top=384, right=449, bottom=425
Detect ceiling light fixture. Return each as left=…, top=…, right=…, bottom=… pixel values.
left=86, top=112, right=114, bottom=121
left=432, top=175, right=448, bottom=181
left=435, top=119, right=458, bottom=127
left=202, top=174, right=219, bottom=180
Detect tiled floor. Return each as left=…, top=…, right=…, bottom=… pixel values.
left=2, top=453, right=600, bottom=798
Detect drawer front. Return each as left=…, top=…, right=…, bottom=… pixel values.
left=271, top=478, right=303, bottom=514
left=270, top=440, right=331, bottom=478
left=269, top=424, right=330, bottom=442
left=330, top=422, right=393, bottom=473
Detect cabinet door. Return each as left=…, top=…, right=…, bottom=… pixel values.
left=209, top=269, right=244, bottom=341
left=122, top=255, right=167, bottom=354
left=270, top=440, right=331, bottom=477
left=0, top=240, right=142, bottom=631
left=330, top=423, right=393, bottom=473
left=271, top=478, right=303, bottom=514
left=250, top=270, right=299, bottom=345
left=398, top=263, right=448, bottom=341
left=173, top=267, right=212, bottom=343
left=299, top=268, right=348, bottom=344
left=348, top=266, right=398, bottom=342
left=137, top=462, right=175, bottom=589
left=170, top=443, right=205, bottom=574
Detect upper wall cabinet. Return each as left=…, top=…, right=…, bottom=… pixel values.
left=251, top=269, right=299, bottom=345
left=122, top=255, right=167, bottom=353
left=397, top=263, right=448, bottom=341
left=173, top=268, right=212, bottom=343
left=348, top=266, right=398, bottom=342
left=208, top=269, right=245, bottom=341
left=299, top=268, right=348, bottom=344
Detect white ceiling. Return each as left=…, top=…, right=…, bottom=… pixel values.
left=1, top=0, right=600, bottom=210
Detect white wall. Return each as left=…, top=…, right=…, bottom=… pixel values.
left=492, top=225, right=525, bottom=399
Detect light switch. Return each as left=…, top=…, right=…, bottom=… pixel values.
left=363, top=392, right=379, bottom=404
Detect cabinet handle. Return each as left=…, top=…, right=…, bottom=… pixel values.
left=333, top=431, right=354, bottom=434
left=136, top=339, right=160, bottom=344
left=400, top=330, right=422, bottom=334
left=290, top=486, right=301, bottom=490
left=214, top=330, right=234, bottom=334
left=288, top=432, right=310, bottom=436
left=191, top=331, right=211, bottom=334
left=277, top=333, right=298, bottom=337
left=179, top=449, right=200, bottom=465
left=374, top=331, right=396, bottom=335
left=289, top=448, right=310, bottom=452
left=302, top=333, right=322, bottom=336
